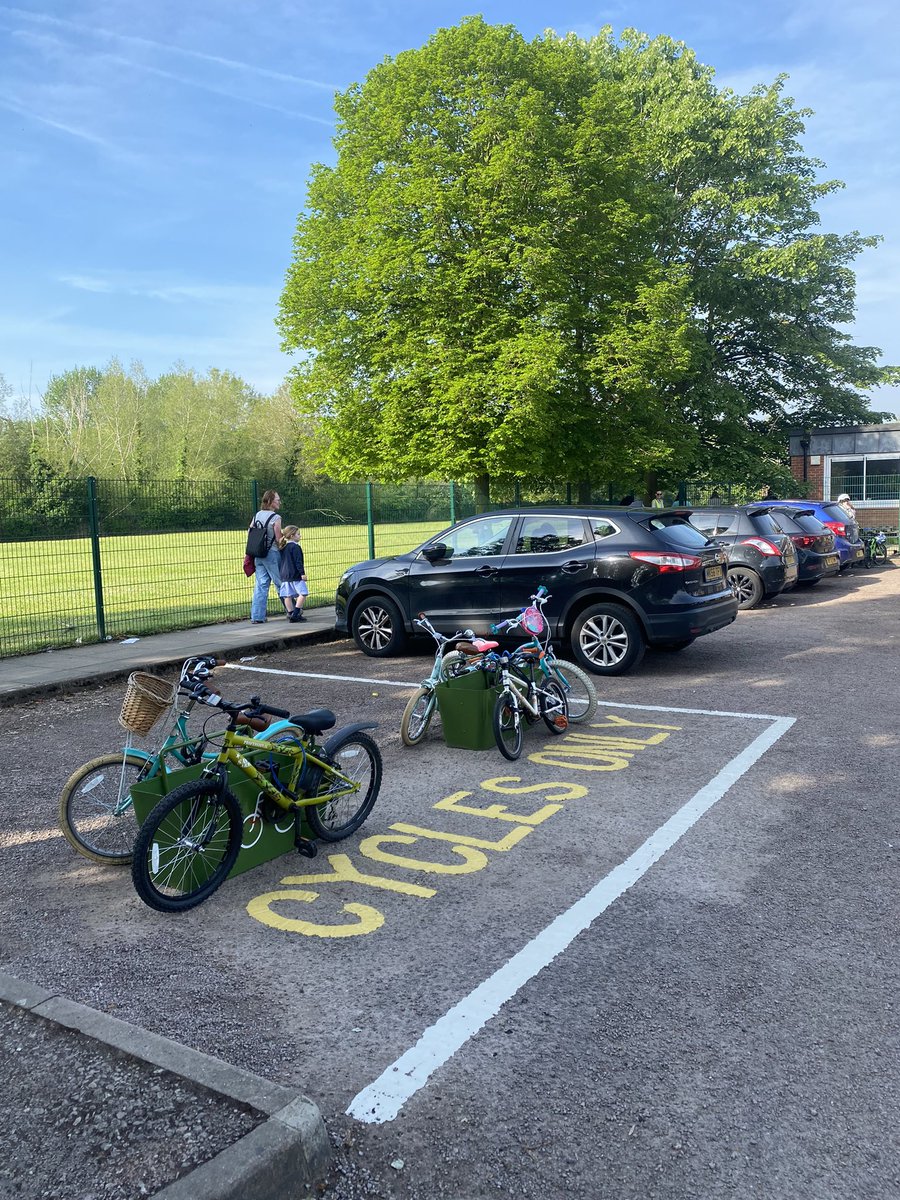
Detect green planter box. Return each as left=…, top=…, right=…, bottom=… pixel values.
left=434, top=669, right=499, bottom=751
left=129, top=752, right=306, bottom=877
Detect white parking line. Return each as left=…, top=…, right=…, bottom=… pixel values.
left=223, top=662, right=419, bottom=688
left=346, top=712, right=796, bottom=1124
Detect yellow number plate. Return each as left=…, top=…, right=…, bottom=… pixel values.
left=704, top=565, right=724, bottom=581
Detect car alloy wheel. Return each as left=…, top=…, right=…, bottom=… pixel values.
left=351, top=596, right=407, bottom=656
left=727, top=567, right=764, bottom=610
left=571, top=603, right=645, bottom=675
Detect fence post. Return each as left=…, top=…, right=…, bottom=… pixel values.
left=366, top=482, right=375, bottom=559
left=565, top=482, right=572, bottom=505
left=87, top=476, right=106, bottom=642
left=251, top=479, right=259, bottom=513
left=449, top=480, right=457, bottom=524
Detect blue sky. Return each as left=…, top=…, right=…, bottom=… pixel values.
left=1, top=0, right=898, bottom=415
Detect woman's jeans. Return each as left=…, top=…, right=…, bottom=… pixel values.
left=251, top=547, right=282, bottom=621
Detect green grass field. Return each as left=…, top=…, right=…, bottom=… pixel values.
left=1, top=519, right=447, bottom=658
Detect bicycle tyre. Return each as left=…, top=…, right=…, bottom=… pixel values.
left=306, top=731, right=382, bottom=841
left=873, top=543, right=888, bottom=565
left=493, top=690, right=523, bottom=761
left=549, top=659, right=597, bottom=724
left=131, top=776, right=241, bottom=912
left=539, top=680, right=569, bottom=735
left=59, top=752, right=148, bottom=865
left=401, top=687, right=437, bottom=747
left=440, top=650, right=470, bottom=679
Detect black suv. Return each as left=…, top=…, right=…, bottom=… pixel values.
left=685, top=505, right=799, bottom=609
left=335, top=507, right=738, bottom=675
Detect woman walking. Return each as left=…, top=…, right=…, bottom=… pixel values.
left=248, top=490, right=283, bottom=623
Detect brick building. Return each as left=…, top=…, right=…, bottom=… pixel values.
left=788, top=422, right=900, bottom=531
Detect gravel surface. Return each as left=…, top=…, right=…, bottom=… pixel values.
left=0, top=1002, right=262, bottom=1200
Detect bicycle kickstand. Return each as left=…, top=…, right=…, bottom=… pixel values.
left=293, top=811, right=318, bottom=858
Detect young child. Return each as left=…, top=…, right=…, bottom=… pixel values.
left=278, top=526, right=308, bottom=622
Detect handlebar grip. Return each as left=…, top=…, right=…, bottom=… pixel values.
left=240, top=716, right=269, bottom=732
left=257, top=703, right=290, bottom=719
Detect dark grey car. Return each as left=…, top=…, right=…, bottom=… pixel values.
left=685, top=505, right=799, bottom=609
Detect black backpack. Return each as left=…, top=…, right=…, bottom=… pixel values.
left=245, top=512, right=276, bottom=558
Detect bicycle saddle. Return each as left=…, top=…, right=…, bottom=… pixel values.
left=287, top=708, right=337, bottom=734
left=454, top=637, right=498, bottom=655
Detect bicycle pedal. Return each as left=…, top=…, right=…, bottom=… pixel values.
left=294, top=836, right=318, bottom=859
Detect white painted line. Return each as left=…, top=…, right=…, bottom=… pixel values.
left=223, top=663, right=419, bottom=688
left=594, top=699, right=785, bottom=721
left=346, top=714, right=796, bottom=1124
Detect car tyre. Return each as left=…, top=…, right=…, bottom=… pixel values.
left=571, top=603, right=645, bottom=676
left=351, top=596, right=408, bottom=657
left=727, top=566, right=764, bottom=610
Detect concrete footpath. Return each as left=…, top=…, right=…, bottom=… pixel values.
left=0, top=610, right=343, bottom=1199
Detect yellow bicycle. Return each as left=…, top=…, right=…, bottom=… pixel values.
left=130, top=679, right=381, bottom=912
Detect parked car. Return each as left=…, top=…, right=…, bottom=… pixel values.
left=772, top=499, right=865, bottom=570
left=766, top=507, right=841, bottom=586
left=684, top=505, right=799, bottom=609
left=335, top=506, right=738, bottom=675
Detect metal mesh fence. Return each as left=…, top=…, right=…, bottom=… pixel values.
left=7, top=473, right=861, bottom=658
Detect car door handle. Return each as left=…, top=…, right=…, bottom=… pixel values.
left=475, top=565, right=497, bottom=576
left=561, top=561, right=587, bottom=573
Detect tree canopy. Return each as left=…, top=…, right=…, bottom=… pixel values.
left=278, top=17, right=894, bottom=497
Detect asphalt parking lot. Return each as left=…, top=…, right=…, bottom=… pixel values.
left=3, top=564, right=900, bottom=1199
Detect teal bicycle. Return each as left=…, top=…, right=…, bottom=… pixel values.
left=58, top=656, right=298, bottom=865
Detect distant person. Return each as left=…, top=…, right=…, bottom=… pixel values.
left=618, top=493, right=635, bottom=506
left=761, top=484, right=779, bottom=501
left=836, top=492, right=857, bottom=521
left=278, top=525, right=308, bottom=623
left=248, top=490, right=283, bottom=623
left=709, top=490, right=722, bottom=503
left=651, top=490, right=665, bottom=509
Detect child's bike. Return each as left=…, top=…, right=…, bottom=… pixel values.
left=443, top=588, right=598, bottom=725
left=58, top=656, right=298, bottom=866
left=130, top=679, right=381, bottom=912
left=863, top=529, right=888, bottom=567
left=400, top=615, right=493, bottom=746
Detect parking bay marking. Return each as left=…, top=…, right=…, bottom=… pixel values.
left=225, top=662, right=798, bottom=1124
left=347, top=709, right=796, bottom=1124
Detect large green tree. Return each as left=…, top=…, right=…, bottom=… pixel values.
left=278, top=17, right=695, bottom=502
left=279, top=19, right=893, bottom=497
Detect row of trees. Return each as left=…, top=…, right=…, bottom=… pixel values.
left=278, top=19, right=896, bottom=506
left=0, top=362, right=327, bottom=484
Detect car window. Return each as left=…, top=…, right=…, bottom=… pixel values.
left=590, top=517, right=619, bottom=539
left=645, top=518, right=711, bottom=548
left=515, top=515, right=588, bottom=554
left=769, top=511, right=803, bottom=534
left=790, top=514, right=828, bottom=534
left=436, top=515, right=514, bottom=559
left=820, top=503, right=851, bottom=523
left=748, top=512, right=783, bottom=536
left=687, top=511, right=719, bottom=537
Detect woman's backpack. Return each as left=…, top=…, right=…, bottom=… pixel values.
left=245, top=513, right=275, bottom=557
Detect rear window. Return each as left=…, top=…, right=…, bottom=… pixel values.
left=747, top=512, right=783, bottom=536
left=769, top=511, right=804, bottom=534
left=820, top=503, right=850, bottom=523
left=788, top=513, right=828, bottom=535
left=644, top=517, right=710, bottom=549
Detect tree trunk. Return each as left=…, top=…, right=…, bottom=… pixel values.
left=473, top=473, right=490, bottom=512
left=644, top=469, right=658, bottom=507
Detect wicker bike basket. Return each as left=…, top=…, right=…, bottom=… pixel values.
left=118, top=672, right=176, bottom=735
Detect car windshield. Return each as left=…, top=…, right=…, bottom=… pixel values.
left=821, top=503, right=852, bottom=524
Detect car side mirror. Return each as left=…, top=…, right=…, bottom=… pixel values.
left=422, top=542, right=448, bottom=563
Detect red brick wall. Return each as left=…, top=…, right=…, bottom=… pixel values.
left=789, top=455, right=823, bottom=498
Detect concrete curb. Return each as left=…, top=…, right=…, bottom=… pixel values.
left=0, top=968, right=331, bottom=1198
left=0, top=620, right=342, bottom=705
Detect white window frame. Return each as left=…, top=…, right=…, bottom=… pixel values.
left=825, top=453, right=900, bottom=506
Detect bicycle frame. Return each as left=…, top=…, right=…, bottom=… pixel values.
left=201, top=727, right=360, bottom=812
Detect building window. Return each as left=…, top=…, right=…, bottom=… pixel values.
left=829, top=456, right=900, bottom=502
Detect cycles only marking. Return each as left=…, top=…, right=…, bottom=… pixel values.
left=245, top=712, right=680, bottom=938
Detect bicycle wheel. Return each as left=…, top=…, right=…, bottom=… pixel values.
left=440, top=651, right=470, bottom=679
left=539, top=680, right=569, bottom=734
left=59, top=752, right=148, bottom=865
left=131, top=776, right=241, bottom=913
left=401, top=687, right=437, bottom=746
left=306, top=731, right=382, bottom=841
left=492, top=690, right=523, bottom=761
left=549, top=659, right=597, bottom=724
left=873, top=543, right=888, bottom=565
